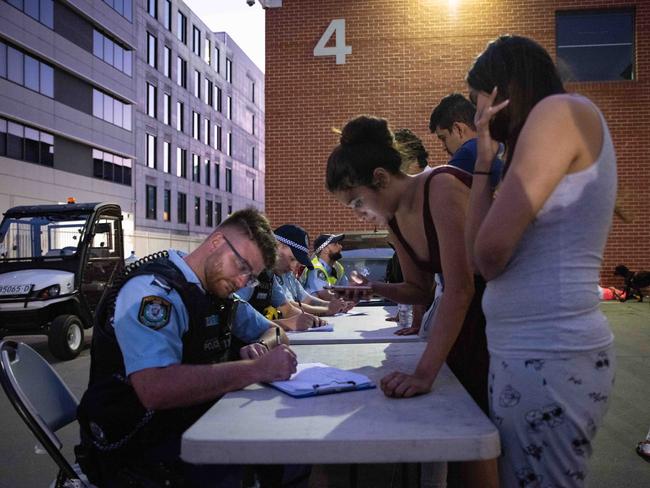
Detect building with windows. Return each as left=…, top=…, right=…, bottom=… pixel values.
left=133, top=1, right=264, bottom=254
left=263, top=1, right=649, bottom=282
left=0, top=0, right=137, bottom=247
left=0, top=0, right=264, bottom=256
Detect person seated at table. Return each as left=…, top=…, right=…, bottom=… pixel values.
left=76, top=208, right=298, bottom=488
left=325, top=116, right=497, bottom=488
left=272, top=224, right=354, bottom=318
left=303, top=233, right=348, bottom=299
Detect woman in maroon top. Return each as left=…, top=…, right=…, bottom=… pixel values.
left=326, top=115, right=496, bottom=487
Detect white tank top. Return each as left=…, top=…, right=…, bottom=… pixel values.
left=482, top=97, right=616, bottom=358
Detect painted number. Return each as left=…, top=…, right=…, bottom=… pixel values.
left=314, top=19, right=351, bottom=65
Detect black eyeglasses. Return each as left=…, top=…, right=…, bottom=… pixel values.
left=222, top=235, right=259, bottom=288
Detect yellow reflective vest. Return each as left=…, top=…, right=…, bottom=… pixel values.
left=309, top=256, right=345, bottom=286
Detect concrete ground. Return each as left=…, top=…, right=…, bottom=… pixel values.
left=0, top=302, right=649, bottom=487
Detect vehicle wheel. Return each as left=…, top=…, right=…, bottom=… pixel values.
left=48, top=315, right=84, bottom=360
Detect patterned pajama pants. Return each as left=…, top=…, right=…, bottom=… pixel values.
left=489, top=346, right=615, bottom=488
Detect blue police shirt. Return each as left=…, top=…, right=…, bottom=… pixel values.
left=114, top=249, right=270, bottom=376
left=304, top=258, right=348, bottom=294
left=237, top=271, right=287, bottom=308
left=275, top=272, right=309, bottom=303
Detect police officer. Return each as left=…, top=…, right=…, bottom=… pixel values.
left=273, top=226, right=352, bottom=317
left=77, top=208, right=297, bottom=488
left=304, top=234, right=348, bottom=299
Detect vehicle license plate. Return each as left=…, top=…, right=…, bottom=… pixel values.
left=0, top=284, right=32, bottom=296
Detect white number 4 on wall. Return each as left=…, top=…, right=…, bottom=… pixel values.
left=314, top=19, right=352, bottom=65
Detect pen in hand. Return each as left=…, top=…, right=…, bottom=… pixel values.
left=275, top=326, right=281, bottom=347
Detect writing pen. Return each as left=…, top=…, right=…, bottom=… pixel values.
left=275, top=326, right=281, bottom=346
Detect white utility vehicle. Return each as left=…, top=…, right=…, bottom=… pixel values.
left=0, top=202, right=124, bottom=359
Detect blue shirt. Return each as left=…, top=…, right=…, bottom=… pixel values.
left=304, top=258, right=348, bottom=293
left=275, top=272, right=308, bottom=303
left=237, top=271, right=287, bottom=308
left=448, top=138, right=504, bottom=188
left=114, top=249, right=270, bottom=375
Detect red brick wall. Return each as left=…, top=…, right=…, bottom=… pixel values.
left=265, top=0, right=649, bottom=286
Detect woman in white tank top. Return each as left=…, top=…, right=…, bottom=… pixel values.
left=465, top=35, right=616, bottom=488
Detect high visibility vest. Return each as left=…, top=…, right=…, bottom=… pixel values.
left=309, top=256, right=345, bottom=286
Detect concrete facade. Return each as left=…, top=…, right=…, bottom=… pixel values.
left=0, top=0, right=264, bottom=256
left=264, top=0, right=650, bottom=286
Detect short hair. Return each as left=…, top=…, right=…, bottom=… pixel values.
left=218, top=207, right=277, bottom=269
left=429, top=93, right=476, bottom=132
left=394, top=128, right=428, bottom=169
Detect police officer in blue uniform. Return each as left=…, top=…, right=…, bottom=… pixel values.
left=77, top=208, right=297, bottom=488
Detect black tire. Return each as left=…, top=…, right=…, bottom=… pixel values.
left=48, top=314, right=84, bottom=360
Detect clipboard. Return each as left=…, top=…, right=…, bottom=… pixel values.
left=268, top=362, right=376, bottom=398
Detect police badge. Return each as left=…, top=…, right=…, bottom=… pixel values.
left=138, top=296, right=172, bottom=329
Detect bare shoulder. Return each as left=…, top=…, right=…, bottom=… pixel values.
left=428, top=170, right=469, bottom=207
left=528, top=94, right=601, bottom=130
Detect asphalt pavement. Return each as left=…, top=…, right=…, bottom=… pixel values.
left=0, top=302, right=649, bottom=487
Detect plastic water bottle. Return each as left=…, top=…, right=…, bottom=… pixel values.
left=397, top=304, right=413, bottom=328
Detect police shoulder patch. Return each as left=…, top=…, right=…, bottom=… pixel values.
left=138, top=296, right=172, bottom=330
left=317, top=270, right=327, bottom=281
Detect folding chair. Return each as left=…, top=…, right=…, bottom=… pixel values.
left=0, top=340, right=92, bottom=488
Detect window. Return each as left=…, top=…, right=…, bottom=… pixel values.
left=146, top=133, right=157, bottom=168
left=163, top=189, right=171, bottom=221
left=203, top=118, right=210, bottom=145
left=176, top=56, right=186, bottom=88
left=93, top=30, right=132, bottom=76
left=251, top=113, right=255, bottom=134
left=163, top=46, right=171, bottom=78
left=556, top=9, right=635, bottom=81
left=214, top=162, right=220, bottom=189
left=251, top=178, right=255, bottom=201
left=228, top=204, right=232, bottom=215
left=215, top=85, right=222, bottom=112
left=92, top=89, right=131, bottom=130
left=177, top=11, right=187, bottom=44
left=250, top=80, right=255, bottom=103
left=163, top=93, right=170, bottom=125
left=1, top=42, right=54, bottom=98
left=102, top=0, right=131, bottom=22
left=193, top=70, right=201, bottom=98
left=226, top=95, right=232, bottom=119
left=192, top=111, right=200, bottom=140
left=146, top=185, right=157, bottom=219
left=194, top=196, right=201, bottom=226
left=225, top=57, right=232, bottom=83
left=176, top=147, right=187, bottom=178
left=5, top=0, right=53, bottom=28
left=147, top=0, right=156, bottom=18
left=147, top=32, right=157, bottom=69
left=176, top=101, right=184, bottom=132
left=192, top=25, right=201, bottom=57
left=214, top=46, right=220, bottom=73
left=163, top=141, right=170, bottom=173
left=215, top=124, right=222, bottom=151
left=1, top=117, right=54, bottom=167
left=177, top=192, right=187, bottom=223
left=92, top=148, right=131, bottom=185
left=251, top=146, right=256, bottom=167
left=146, top=83, right=157, bottom=118
left=192, top=153, right=200, bottom=182
left=204, top=38, right=211, bottom=65
left=205, top=199, right=213, bottom=226
left=204, top=79, right=213, bottom=106
left=226, top=132, right=232, bottom=156
left=163, top=0, right=171, bottom=30
left=225, top=167, right=232, bottom=192
left=204, top=158, right=210, bottom=186
left=215, top=201, right=222, bottom=225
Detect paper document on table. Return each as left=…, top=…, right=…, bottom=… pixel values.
left=286, top=323, right=333, bottom=333
left=268, top=362, right=376, bottom=398
left=334, top=311, right=368, bottom=317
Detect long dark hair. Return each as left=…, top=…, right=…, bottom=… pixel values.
left=466, top=35, right=565, bottom=170
left=326, top=116, right=403, bottom=192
